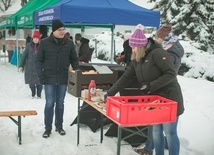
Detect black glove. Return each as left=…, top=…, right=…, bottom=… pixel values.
left=104, top=93, right=110, bottom=103
left=140, top=83, right=150, bottom=94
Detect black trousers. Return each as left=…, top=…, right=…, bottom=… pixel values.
left=7, top=50, right=14, bottom=62
left=29, top=84, right=43, bottom=97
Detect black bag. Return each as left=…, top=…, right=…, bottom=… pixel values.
left=70, top=102, right=112, bottom=132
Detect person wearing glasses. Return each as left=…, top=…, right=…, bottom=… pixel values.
left=35, top=19, right=79, bottom=138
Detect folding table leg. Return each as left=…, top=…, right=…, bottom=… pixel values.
left=100, top=114, right=103, bottom=143
left=77, top=98, right=80, bottom=145
left=117, top=127, right=122, bottom=155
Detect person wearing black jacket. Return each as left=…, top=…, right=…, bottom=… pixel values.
left=105, top=24, right=184, bottom=155
left=35, top=19, right=79, bottom=138
left=78, top=37, right=90, bottom=63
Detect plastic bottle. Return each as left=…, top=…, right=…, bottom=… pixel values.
left=88, top=80, right=96, bottom=101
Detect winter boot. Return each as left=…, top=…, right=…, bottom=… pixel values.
left=43, top=129, right=51, bottom=138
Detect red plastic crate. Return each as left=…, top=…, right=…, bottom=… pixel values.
left=106, top=95, right=177, bottom=126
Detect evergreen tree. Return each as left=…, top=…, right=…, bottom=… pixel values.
left=150, top=0, right=214, bottom=52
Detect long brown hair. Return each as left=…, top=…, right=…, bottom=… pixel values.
left=131, top=47, right=146, bottom=62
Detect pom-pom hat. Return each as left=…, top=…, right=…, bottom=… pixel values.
left=156, top=24, right=172, bottom=40
left=32, top=30, right=40, bottom=39
left=129, top=24, right=148, bottom=47
left=52, top=19, right=64, bottom=32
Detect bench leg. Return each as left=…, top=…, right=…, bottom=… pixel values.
left=18, top=116, right=22, bottom=145
left=9, top=116, right=22, bottom=145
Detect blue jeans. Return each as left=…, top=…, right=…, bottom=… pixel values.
left=144, top=126, right=154, bottom=151
left=153, top=117, right=179, bottom=155
left=144, top=127, right=168, bottom=151
left=44, top=84, right=67, bottom=130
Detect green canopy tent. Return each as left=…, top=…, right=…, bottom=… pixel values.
left=0, top=0, right=37, bottom=29
left=0, top=0, right=60, bottom=67
left=16, top=0, right=60, bottom=29
left=0, top=0, right=60, bottom=29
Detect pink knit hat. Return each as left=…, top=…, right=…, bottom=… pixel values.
left=129, top=24, right=148, bottom=47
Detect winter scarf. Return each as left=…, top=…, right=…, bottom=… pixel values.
left=162, top=33, right=178, bottom=47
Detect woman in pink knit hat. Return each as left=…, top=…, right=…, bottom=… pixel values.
left=105, top=24, right=184, bottom=155
left=135, top=24, right=185, bottom=155
left=19, top=30, right=43, bottom=99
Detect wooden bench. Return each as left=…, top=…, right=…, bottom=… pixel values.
left=0, top=110, right=37, bottom=144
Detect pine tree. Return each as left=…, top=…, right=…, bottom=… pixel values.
left=150, top=0, right=214, bottom=52
left=206, top=0, right=214, bottom=52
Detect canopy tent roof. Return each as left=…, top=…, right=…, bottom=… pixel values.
left=0, top=0, right=60, bottom=29
left=34, top=0, right=160, bottom=28
left=16, top=0, right=60, bottom=28
left=0, top=0, right=36, bottom=28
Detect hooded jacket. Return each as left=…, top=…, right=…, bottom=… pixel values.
left=166, top=41, right=184, bottom=73
left=79, top=37, right=90, bottom=63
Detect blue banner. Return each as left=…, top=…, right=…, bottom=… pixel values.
left=34, top=6, right=61, bottom=25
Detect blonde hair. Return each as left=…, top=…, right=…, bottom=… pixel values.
left=131, top=47, right=146, bottom=62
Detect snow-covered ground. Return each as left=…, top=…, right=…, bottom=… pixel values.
left=0, top=58, right=214, bottom=155
left=0, top=1, right=214, bottom=154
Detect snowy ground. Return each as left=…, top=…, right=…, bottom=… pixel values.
left=0, top=59, right=214, bottom=155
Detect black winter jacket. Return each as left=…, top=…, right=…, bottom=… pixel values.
left=108, top=38, right=184, bottom=116
left=79, top=37, right=90, bottom=63
left=123, top=39, right=132, bottom=66
left=35, top=33, right=79, bottom=85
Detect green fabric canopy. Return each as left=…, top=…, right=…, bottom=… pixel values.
left=16, top=0, right=60, bottom=28
left=0, top=0, right=60, bottom=29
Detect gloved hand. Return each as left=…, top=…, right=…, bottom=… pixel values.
left=140, top=83, right=150, bottom=94
left=104, top=93, right=110, bottom=103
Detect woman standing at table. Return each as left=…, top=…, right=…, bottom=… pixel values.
left=105, top=24, right=184, bottom=155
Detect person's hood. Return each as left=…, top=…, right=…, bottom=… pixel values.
left=80, top=37, right=89, bottom=44
left=167, top=41, right=184, bottom=58
left=146, top=37, right=163, bottom=53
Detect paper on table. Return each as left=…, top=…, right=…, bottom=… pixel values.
left=92, top=65, right=113, bottom=74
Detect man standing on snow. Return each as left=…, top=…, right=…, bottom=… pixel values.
left=35, top=19, right=79, bottom=138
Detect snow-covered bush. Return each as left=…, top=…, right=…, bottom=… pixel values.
left=89, top=31, right=124, bottom=61
left=180, top=40, right=214, bottom=82
left=90, top=32, right=214, bottom=82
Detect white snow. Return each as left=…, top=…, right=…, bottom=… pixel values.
left=0, top=1, right=214, bottom=154
left=0, top=56, right=214, bottom=155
